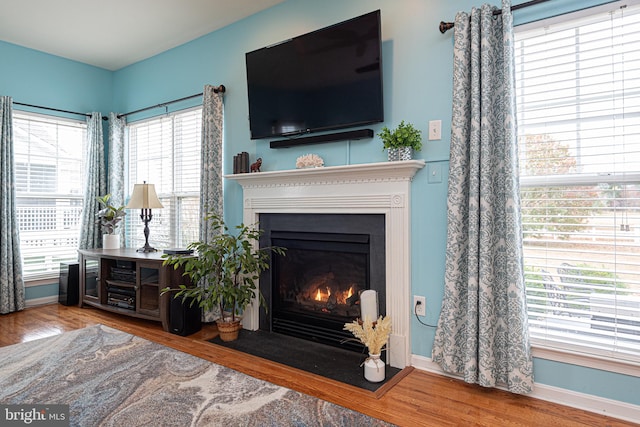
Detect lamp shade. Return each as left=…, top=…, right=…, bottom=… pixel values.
left=126, top=183, right=164, bottom=209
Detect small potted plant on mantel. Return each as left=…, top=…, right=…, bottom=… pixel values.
left=378, top=120, right=423, bottom=161
left=96, top=194, right=126, bottom=249
left=162, top=213, right=285, bottom=342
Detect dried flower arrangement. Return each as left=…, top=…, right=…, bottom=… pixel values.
left=343, top=315, right=392, bottom=355
left=296, top=153, right=324, bottom=169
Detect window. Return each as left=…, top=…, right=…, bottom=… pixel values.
left=126, top=108, right=202, bottom=250
left=515, top=3, right=640, bottom=363
left=13, top=112, right=87, bottom=280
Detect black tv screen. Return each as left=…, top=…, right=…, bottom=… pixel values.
left=246, top=10, right=383, bottom=140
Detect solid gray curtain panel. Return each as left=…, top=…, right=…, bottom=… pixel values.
left=431, top=1, right=534, bottom=394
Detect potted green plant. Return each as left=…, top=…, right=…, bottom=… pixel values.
left=96, top=194, right=126, bottom=249
left=162, top=213, right=285, bottom=341
left=377, top=120, right=423, bottom=161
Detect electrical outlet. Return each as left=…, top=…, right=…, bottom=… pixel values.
left=413, top=295, right=426, bottom=316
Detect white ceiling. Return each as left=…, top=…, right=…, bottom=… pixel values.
left=0, top=0, right=285, bottom=71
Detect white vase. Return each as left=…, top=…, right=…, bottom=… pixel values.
left=102, top=234, right=120, bottom=249
left=364, top=353, right=385, bottom=383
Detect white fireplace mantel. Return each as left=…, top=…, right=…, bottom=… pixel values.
left=226, top=160, right=426, bottom=368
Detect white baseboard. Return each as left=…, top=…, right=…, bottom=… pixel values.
left=25, top=296, right=59, bottom=308
left=411, top=354, right=640, bottom=424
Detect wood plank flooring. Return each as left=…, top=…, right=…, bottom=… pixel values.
left=0, top=304, right=637, bottom=427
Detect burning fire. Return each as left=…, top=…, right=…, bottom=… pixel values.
left=314, top=286, right=354, bottom=304
left=345, top=286, right=353, bottom=300
left=315, top=287, right=330, bottom=301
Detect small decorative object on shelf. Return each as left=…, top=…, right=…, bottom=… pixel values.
left=344, top=315, right=392, bottom=382
left=359, top=289, right=378, bottom=320
left=296, top=153, right=324, bottom=169
left=250, top=157, right=262, bottom=172
left=233, top=152, right=250, bottom=174
left=378, top=120, right=423, bottom=161
left=96, top=194, right=126, bottom=249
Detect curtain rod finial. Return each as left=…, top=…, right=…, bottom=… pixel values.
left=439, top=21, right=454, bottom=34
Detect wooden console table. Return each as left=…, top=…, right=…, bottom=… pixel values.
left=78, top=249, right=190, bottom=331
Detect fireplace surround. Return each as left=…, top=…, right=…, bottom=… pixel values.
left=258, top=212, right=386, bottom=352
left=227, top=160, right=425, bottom=368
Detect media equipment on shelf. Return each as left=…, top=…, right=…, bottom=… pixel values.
left=108, top=262, right=137, bottom=311
left=107, top=294, right=135, bottom=310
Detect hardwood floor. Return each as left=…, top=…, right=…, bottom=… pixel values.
left=1, top=304, right=637, bottom=427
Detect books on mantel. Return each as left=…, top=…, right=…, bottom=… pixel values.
left=233, top=152, right=250, bottom=174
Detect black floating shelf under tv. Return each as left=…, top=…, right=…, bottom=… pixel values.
left=269, top=129, right=374, bottom=149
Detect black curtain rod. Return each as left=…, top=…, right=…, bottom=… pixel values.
left=439, top=0, right=551, bottom=33
left=117, top=84, right=226, bottom=119
left=13, top=102, right=109, bottom=121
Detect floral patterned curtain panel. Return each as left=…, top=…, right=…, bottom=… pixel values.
left=108, top=113, right=126, bottom=241
left=199, top=85, right=224, bottom=244
left=78, top=113, right=106, bottom=249
left=199, top=85, right=224, bottom=322
left=108, top=113, right=126, bottom=208
left=431, top=1, right=534, bottom=394
left=0, top=96, right=25, bottom=314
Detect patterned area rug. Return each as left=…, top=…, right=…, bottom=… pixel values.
left=0, top=325, right=393, bottom=426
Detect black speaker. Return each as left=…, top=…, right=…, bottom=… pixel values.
left=269, top=128, right=374, bottom=148
left=59, top=262, right=79, bottom=306
left=170, top=296, right=202, bottom=336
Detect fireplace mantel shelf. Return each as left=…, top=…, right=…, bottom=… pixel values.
left=225, top=160, right=426, bottom=187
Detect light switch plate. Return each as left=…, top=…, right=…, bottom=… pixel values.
left=428, top=119, right=442, bottom=140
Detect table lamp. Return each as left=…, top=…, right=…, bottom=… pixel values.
left=126, top=182, right=163, bottom=252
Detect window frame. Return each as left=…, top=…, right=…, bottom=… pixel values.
left=515, top=1, right=640, bottom=376
left=12, top=110, right=87, bottom=283
left=124, top=107, right=202, bottom=251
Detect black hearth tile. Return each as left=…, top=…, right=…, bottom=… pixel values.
left=209, top=329, right=401, bottom=393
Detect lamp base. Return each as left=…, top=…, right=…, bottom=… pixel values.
left=137, top=210, right=157, bottom=253
left=136, top=243, right=158, bottom=253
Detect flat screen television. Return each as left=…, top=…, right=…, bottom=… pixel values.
left=245, top=10, right=383, bottom=140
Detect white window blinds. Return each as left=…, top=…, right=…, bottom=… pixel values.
left=126, top=108, right=202, bottom=250
left=515, top=2, right=640, bottom=362
left=13, top=112, right=87, bottom=280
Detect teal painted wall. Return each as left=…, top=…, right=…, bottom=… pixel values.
left=2, top=0, right=637, bottom=409
left=0, top=40, right=113, bottom=117
left=24, top=283, right=58, bottom=301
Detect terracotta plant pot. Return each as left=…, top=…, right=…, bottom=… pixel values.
left=216, top=320, right=242, bottom=342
